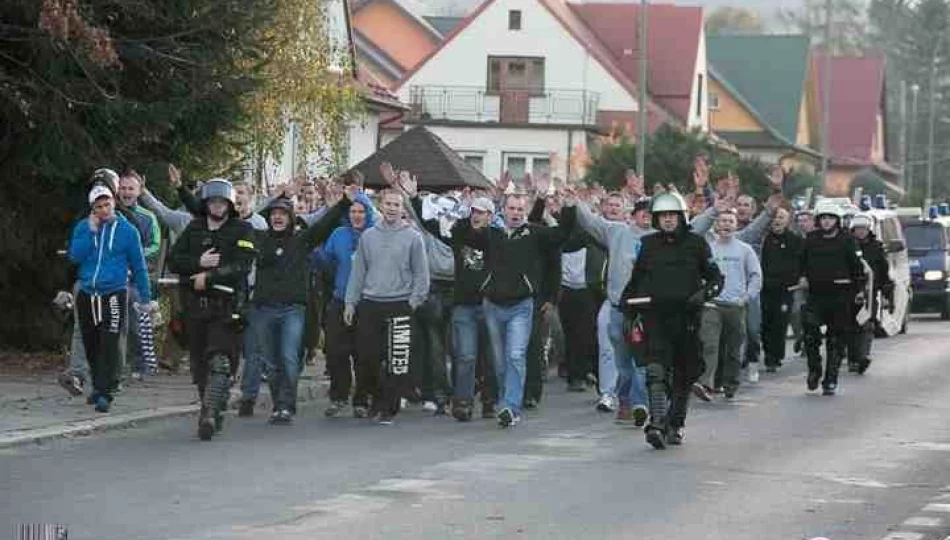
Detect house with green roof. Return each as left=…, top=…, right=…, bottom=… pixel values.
left=706, top=34, right=821, bottom=170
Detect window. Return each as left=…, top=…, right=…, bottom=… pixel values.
left=502, top=153, right=550, bottom=179
left=709, top=92, right=720, bottom=111
left=508, top=10, right=522, bottom=30
left=462, top=154, right=485, bottom=172
left=487, top=56, right=545, bottom=94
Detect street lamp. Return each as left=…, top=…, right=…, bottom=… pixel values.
left=908, top=83, right=920, bottom=194
left=926, top=57, right=940, bottom=206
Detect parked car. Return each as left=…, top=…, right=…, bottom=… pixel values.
left=905, top=215, right=950, bottom=320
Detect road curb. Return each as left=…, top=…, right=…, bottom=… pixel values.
left=0, top=379, right=328, bottom=450
left=0, top=404, right=200, bottom=450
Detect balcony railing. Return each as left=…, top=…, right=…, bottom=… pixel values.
left=407, top=85, right=600, bottom=126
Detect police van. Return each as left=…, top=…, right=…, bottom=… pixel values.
left=815, top=196, right=912, bottom=336
left=904, top=205, right=950, bottom=319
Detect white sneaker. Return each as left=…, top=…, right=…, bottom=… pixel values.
left=596, top=395, right=616, bottom=413
left=421, top=401, right=438, bottom=413
left=400, top=398, right=409, bottom=409
left=747, top=364, right=760, bottom=383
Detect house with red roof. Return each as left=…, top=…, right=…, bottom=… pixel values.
left=812, top=51, right=899, bottom=196
left=392, top=0, right=708, bottom=181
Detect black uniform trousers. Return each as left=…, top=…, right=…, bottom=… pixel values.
left=761, top=286, right=794, bottom=367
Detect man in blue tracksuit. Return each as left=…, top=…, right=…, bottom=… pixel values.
left=68, top=186, right=153, bottom=412
left=312, top=192, right=376, bottom=418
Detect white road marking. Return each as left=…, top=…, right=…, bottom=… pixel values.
left=880, top=533, right=925, bottom=540
left=923, top=503, right=950, bottom=513
left=819, top=475, right=890, bottom=489
left=903, top=516, right=943, bottom=527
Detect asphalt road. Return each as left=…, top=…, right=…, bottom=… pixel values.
left=5, top=318, right=950, bottom=540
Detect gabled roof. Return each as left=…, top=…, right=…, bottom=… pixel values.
left=707, top=34, right=812, bottom=144
left=352, top=0, right=444, bottom=42
left=357, top=64, right=408, bottom=111
left=708, top=64, right=819, bottom=158
left=812, top=51, right=888, bottom=165
left=396, top=0, right=678, bottom=129
left=353, top=30, right=405, bottom=82
left=423, top=16, right=464, bottom=36
left=348, top=126, right=494, bottom=191
left=568, top=2, right=703, bottom=122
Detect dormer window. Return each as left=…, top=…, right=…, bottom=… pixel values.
left=509, top=10, right=522, bottom=30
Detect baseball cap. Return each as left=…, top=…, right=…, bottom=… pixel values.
left=471, top=197, right=494, bottom=214
left=88, top=185, right=114, bottom=206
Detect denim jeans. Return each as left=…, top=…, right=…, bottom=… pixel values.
left=240, top=308, right=272, bottom=401
left=483, top=298, right=534, bottom=416
left=606, top=306, right=647, bottom=409
left=452, top=304, right=485, bottom=400
left=416, top=284, right=453, bottom=402
left=596, top=301, right=617, bottom=398
left=255, top=303, right=305, bottom=412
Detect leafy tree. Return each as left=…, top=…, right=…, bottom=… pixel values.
left=0, top=0, right=360, bottom=350
left=243, top=0, right=363, bottom=182
left=584, top=125, right=776, bottom=201
left=705, top=7, right=766, bottom=36
left=777, top=0, right=869, bottom=54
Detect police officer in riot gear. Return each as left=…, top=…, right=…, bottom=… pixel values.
left=169, top=179, right=256, bottom=440
left=848, top=213, right=893, bottom=374
left=799, top=202, right=865, bottom=395
left=621, top=192, right=723, bottom=450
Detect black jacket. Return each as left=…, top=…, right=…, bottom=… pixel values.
left=454, top=206, right=576, bottom=306
left=801, top=228, right=866, bottom=294
left=169, top=215, right=257, bottom=304
left=761, top=229, right=804, bottom=291
left=253, top=198, right=349, bottom=306
left=621, top=227, right=723, bottom=312
left=856, top=232, right=893, bottom=293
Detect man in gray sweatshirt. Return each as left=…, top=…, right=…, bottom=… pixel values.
left=696, top=210, right=762, bottom=400
left=344, top=189, right=430, bottom=424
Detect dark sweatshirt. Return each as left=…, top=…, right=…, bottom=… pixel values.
left=253, top=197, right=348, bottom=306
left=761, top=229, right=804, bottom=291
left=453, top=206, right=576, bottom=306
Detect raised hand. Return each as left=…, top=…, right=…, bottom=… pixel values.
left=380, top=162, right=397, bottom=187
left=768, top=165, right=785, bottom=192
left=498, top=170, right=512, bottom=193
left=625, top=169, right=645, bottom=198
left=399, top=170, right=418, bottom=198
left=522, top=172, right=534, bottom=193
left=535, top=173, right=551, bottom=196
left=168, top=164, right=182, bottom=189
left=692, top=157, right=708, bottom=190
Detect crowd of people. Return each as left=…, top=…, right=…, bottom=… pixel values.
left=55, top=156, right=894, bottom=448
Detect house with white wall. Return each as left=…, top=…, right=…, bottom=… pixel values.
left=394, top=0, right=707, bottom=181
left=257, top=0, right=407, bottom=188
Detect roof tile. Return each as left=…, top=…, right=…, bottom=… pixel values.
left=348, top=125, right=494, bottom=191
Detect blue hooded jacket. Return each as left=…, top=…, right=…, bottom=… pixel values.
left=311, top=193, right=376, bottom=301
left=68, top=214, right=151, bottom=302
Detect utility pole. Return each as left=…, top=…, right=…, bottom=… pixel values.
left=636, top=0, right=648, bottom=178
left=899, top=80, right=908, bottom=188
left=926, top=55, right=939, bottom=206
left=819, top=0, right=833, bottom=188
left=909, top=84, right=920, bottom=195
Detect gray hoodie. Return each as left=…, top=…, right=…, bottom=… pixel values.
left=576, top=202, right=652, bottom=306
left=345, top=220, right=430, bottom=308
left=691, top=206, right=771, bottom=256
